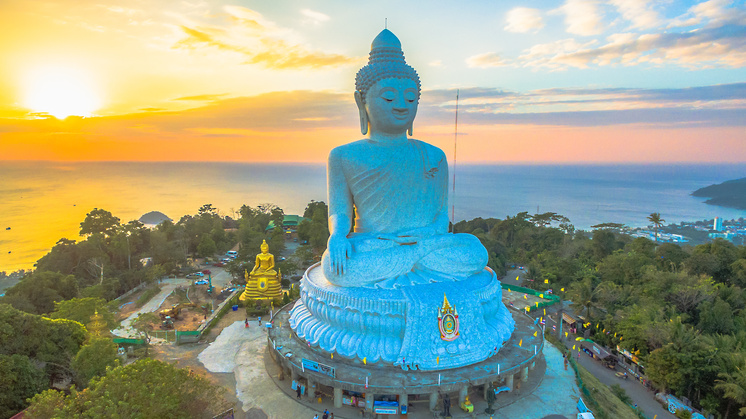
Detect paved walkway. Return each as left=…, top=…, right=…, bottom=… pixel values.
left=199, top=320, right=582, bottom=419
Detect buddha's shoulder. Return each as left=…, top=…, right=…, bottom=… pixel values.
left=329, top=140, right=373, bottom=160
left=412, top=139, right=447, bottom=162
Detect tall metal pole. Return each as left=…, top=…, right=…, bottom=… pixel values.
left=451, top=89, right=459, bottom=232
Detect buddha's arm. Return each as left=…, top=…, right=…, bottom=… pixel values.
left=268, top=254, right=275, bottom=269
left=251, top=255, right=261, bottom=272
left=326, top=148, right=354, bottom=275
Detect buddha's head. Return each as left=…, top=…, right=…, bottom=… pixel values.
left=355, top=29, right=421, bottom=136
left=260, top=239, right=269, bottom=254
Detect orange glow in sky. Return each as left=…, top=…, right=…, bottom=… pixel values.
left=0, top=0, right=744, bottom=163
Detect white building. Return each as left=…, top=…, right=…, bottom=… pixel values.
left=714, top=217, right=723, bottom=231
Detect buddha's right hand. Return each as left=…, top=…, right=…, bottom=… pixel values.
left=327, top=234, right=352, bottom=276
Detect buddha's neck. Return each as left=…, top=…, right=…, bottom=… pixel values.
left=368, top=131, right=409, bottom=143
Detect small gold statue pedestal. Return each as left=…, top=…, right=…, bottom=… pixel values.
left=240, top=272, right=282, bottom=301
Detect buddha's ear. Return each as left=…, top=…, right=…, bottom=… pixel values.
left=354, top=90, right=368, bottom=136
left=408, top=123, right=413, bottom=136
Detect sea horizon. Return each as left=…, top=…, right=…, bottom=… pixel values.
left=1, top=161, right=745, bottom=272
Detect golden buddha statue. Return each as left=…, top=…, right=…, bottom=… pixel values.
left=252, top=240, right=277, bottom=275
left=239, top=240, right=282, bottom=301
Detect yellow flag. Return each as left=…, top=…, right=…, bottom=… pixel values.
left=519, top=339, right=523, bottom=347
left=603, top=329, right=606, bottom=333
left=331, top=353, right=334, bottom=359
left=573, top=345, right=575, bottom=350
left=436, top=356, right=439, bottom=365
left=561, top=288, right=565, bottom=292
left=363, top=357, right=367, bottom=365
left=544, top=279, right=549, bottom=283
left=540, top=317, right=543, bottom=323
left=565, top=332, right=568, bottom=338
left=534, top=331, right=537, bottom=337
left=614, top=332, right=617, bottom=337
left=543, top=309, right=546, bottom=315
left=596, top=323, right=599, bottom=329
left=516, top=276, right=519, bottom=281
left=539, top=294, right=544, bottom=298
left=524, top=294, right=527, bottom=299
left=526, top=306, right=531, bottom=312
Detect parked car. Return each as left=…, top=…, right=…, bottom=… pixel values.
left=213, top=262, right=224, bottom=267
left=221, top=258, right=232, bottom=263
left=226, top=251, right=238, bottom=258
left=195, top=279, right=209, bottom=285
left=186, top=272, right=204, bottom=278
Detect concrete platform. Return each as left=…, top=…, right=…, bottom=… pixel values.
left=265, top=303, right=553, bottom=418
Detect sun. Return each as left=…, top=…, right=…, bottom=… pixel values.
left=23, top=65, right=101, bottom=119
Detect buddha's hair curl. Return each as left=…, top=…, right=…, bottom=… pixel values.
left=355, top=47, right=421, bottom=104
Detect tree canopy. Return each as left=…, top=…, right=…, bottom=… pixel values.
left=26, top=358, right=229, bottom=419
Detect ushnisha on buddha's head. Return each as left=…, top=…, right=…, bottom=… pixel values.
left=354, top=29, right=421, bottom=137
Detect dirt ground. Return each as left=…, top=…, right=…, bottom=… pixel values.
left=124, top=283, right=235, bottom=332
left=149, top=303, right=253, bottom=414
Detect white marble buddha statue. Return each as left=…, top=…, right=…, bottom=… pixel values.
left=321, top=29, right=488, bottom=287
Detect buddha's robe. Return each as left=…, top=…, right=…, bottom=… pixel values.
left=321, top=138, right=488, bottom=287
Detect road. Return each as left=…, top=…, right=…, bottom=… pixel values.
left=502, top=268, right=674, bottom=419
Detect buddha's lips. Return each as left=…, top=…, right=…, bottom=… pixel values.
left=393, top=111, right=409, bottom=120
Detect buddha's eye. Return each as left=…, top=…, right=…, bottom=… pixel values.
left=404, top=91, right=416, bottom=103
left=381, top=91, right=396, bottom=102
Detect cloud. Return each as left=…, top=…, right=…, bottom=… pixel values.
left=610, top=0, right=661, bottom=30
left=558, top=0, right=605, bottom=36
left=300, top=9, right=330, bottom=25
left=504, top=7, right=544, bottom=33
left=466, top=52, right=510, bottom=68
left=173, top=6, right=359, bottom=69
left=670, top=0, right=746, bottom=28
left=417, top=83, right=746, bottom=127
left=173, top=94, right=228, bottom=102
left=519, top=23, right=746, bottom=69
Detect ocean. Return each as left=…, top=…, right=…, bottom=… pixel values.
left=1, top=161, right=745, bottom=272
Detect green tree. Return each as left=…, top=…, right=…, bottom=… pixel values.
left=26, top=358, right=229, bottom=419
left=71, top=337, right=120, bottom=387
left=197, top=234, right=217, bottom=258
left=79, top=208, right=121, bottom=238
left=1, top=271, right=78, bottom=314
left=49, top=297, right=117, bottom=331
left=568, top=277, right=604, bottom=323
left=647, top=212, right=665, bottom=242
left=0, top=354, right=47, bottom=419
left=698, top=297, right=735, bottom=335
left=0, top=304, right=87, bottom=367
left=715, top=355, right=746, bottom=419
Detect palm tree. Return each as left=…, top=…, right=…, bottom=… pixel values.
left=568, top=277, right=602, bottom=324
left=647, top=212, right=665, bottom=242
left=715, top=354, right=746, bottom=419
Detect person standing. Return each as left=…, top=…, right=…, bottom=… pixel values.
left=322, top=409, right=329, bottom=419
left=296, top=384, right=302, bottom=399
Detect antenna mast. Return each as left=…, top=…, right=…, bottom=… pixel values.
left=450, top=89, right=459, bottom=232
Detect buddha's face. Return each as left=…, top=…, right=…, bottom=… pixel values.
left=364, top=77, right=418, bottom=135
left=261, top=243, right=269, bottom=253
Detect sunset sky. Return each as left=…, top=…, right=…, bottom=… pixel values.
left=0, top=0, right=744, bottom=163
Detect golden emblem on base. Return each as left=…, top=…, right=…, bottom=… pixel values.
left=239, top=239, right=282, bottom=301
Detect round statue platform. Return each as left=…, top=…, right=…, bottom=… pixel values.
left=268, top=302, right=543, bottom=396
left=288, top=263, right=515, bottom=371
